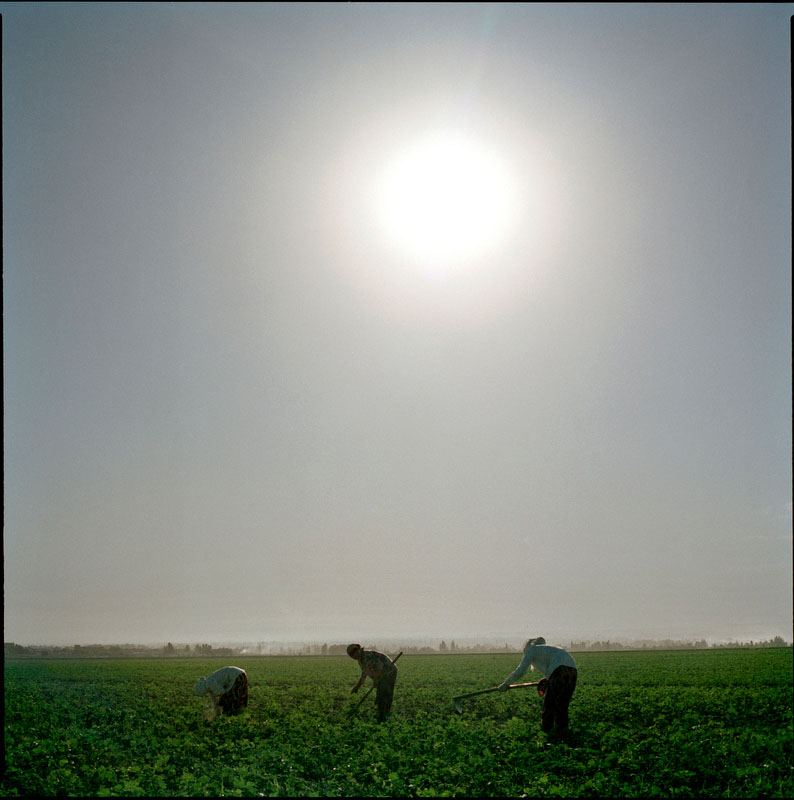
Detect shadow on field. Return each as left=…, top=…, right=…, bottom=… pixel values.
left=545, top=728, right=580, bottom=747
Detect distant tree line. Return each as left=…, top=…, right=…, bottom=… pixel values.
left=3, top=642, right=239, bottom=659
left=567, top=636, right=790, bottom=651
left=5, top=635, right=790, bottom=660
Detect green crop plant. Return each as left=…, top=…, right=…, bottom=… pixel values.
left=3, top=649, right=792, bottom=796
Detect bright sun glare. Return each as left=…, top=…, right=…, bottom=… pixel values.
left=374, top=130, right=519, bottom=272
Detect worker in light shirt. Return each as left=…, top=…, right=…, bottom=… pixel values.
left=193, top=666, right=248, bottom=719
left=498, top=637, right=577, bottom=734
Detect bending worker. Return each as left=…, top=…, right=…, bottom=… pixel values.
left=347, top=643, right=397, bottom=722
left=193, top=665, right=248, bottom=718
left=498, top=637, right=577, bottom=734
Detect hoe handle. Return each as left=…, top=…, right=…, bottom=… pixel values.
left=453, top=681, right=539, bottom=701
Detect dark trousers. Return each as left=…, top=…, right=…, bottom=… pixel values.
left=375, top=666, right=397, bottom=721
left=218, top=673, right=249, bottom=715
left=541, top=665, right=577, bottom=732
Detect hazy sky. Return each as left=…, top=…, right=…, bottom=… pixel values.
left=3, top=3, right=792, bottom=647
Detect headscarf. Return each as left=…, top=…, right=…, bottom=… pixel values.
left=346, top=643, right=362, bottom=657
left=523, top=636, right=546, bottom=671
left=193, top=677, right=208, bottom=696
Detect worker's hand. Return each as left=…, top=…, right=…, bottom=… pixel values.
left=351, top=685, right=359, bottom=694
left=497, top=683, right=510, bottom=692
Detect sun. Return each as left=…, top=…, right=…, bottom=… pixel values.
left=373, top=130, right=519, bottom=273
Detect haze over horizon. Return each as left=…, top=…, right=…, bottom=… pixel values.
left=3, top=3, right=792, bottom=650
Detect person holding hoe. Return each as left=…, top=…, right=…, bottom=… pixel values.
left=498, top=637, right=577, bottom=734
left=347, top=643, right=398, bottom=722
left=193, top=665, right=248, bottom=719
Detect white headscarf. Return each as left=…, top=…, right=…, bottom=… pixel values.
left=523, top=637, right=545, bottom=670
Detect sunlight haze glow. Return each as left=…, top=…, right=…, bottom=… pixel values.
left=374, top=130, right=520, bottom=274
left=2, top=2, right=791, bottom=649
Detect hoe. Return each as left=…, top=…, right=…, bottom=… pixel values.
left=453, top=681, right=540, bottom=714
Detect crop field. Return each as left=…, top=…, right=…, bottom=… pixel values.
left=3, top=648, right=792, bottom=797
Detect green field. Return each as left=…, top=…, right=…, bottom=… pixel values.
left=3, top=648, right=792, bottom=797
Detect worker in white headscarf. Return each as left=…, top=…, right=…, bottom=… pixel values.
left=498, top=637, right=577, bottom=733
left=193, top=666, right=248, bottom=718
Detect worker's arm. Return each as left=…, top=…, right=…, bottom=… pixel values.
left=351, top=664, right=368, bottom=693
left=498, top=647, right=533, bottom=690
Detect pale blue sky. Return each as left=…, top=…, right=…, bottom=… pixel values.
left=3, top=3, right=791, bottom=646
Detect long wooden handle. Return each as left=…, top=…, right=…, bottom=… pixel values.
left=355, top=651, right=403, bottom=708
left=453, top=681, right=538, bottom=701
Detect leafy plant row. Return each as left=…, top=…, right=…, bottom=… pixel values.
left=3, top=648, right=792, bottom=797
